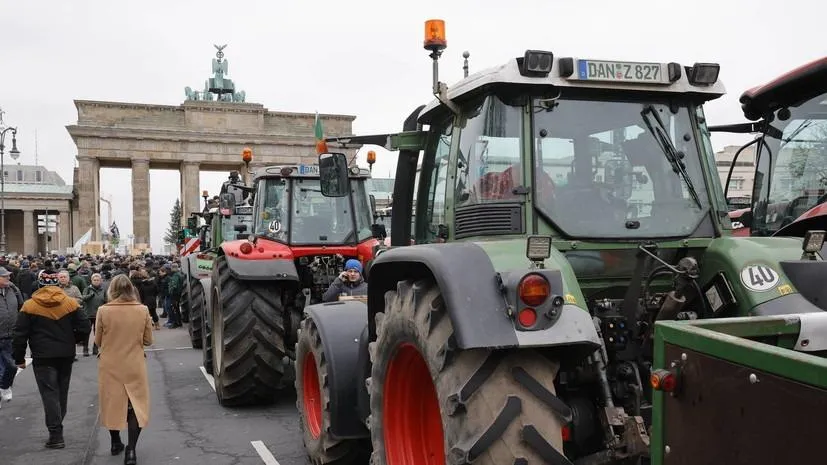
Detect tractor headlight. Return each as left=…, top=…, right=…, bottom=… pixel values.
left=803, top=230, right=826, bottom=254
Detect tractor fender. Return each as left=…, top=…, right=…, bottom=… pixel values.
left=219, top=241, right=299, bottom=281
left=303, top=301, right=371, bottom=439
left=368, top=242, right=601, bottom=351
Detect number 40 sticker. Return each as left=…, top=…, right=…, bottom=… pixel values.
left=739, top=264, right=780, bottom=292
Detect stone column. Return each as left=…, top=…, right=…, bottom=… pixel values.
left=132, top=158, right=151, bottom=246
left=58, top=211, right=71, bottom=252
left=77, top=157, right=100, bottom=241
left=22, top=209, right=35, bottom=256
left=180, top=161, right=201, bottom=225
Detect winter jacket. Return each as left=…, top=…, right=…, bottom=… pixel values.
left=168, top=272, right=184, bottom=299
left=61, top=283, right=84, bottom=307
left=137, top=278, right=159, bottom=310
left=17, top=268, right=37, bottom=298
left=70, top=272, right=88, bottom=293
left=82, top=285, right=106, bottom=319
left=157, top=275, right=169, bottom=298
left=15, top=269, right=36, bottom=298
left=322, top=276, right=368, bottom=302
left=13, top=286, right=91, bottom=363
left=0, top=283, right=24, bottom=340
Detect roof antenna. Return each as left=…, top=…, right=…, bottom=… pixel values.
left=463, top=51, right=470, bottom=77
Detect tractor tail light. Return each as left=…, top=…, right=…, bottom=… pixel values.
left=650, top=369, right=679, bottom=392
left=239, top=242, right=253, bottom=254
left=517, top=308, right=537, bottom=327
left=519, top=274, right=550, bottom=306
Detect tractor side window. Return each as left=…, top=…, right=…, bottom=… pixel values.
left=254, top=178, right=288, bottom=241
left=416, top=119, right=453, bottom=244
left=353, top=181, right=375, bottom=241
left=455, top=94, right=523, bottom=206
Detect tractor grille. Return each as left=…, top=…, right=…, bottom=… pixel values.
left=455, top=203, right=523, bottom=239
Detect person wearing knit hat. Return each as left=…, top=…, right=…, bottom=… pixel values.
left=322, top=259, right=368, bottom=302
left=12, top=271, right=91, bottom=448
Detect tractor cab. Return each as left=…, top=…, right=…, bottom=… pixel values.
left=711, top=56, right=827, bottom=240
left=252, top=163, right=377, bottom=246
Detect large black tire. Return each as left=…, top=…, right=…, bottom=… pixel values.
left=180, top=280, right=190, bottom=324
left=188, top=280, right=204, bottom=349
left=210, top=255, right=288, bottom=406
left=367, top=279, right=570, bottom=465
left=295, top=317, right=369, bottom=465
left=202, top=300, right=214, bottom=375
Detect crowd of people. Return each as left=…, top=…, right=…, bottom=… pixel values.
left=0, top=252, right=186, bottom=464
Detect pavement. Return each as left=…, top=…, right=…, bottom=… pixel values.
left=0, top=324, right=315, bottom=465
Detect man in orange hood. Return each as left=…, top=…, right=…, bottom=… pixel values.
left=12, top=271, right=91, bottom=449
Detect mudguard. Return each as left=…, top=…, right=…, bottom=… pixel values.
left=303, top=301, right=371, bottom=439
left=222, top=255, right=299, bottom=281
left=368, top=242, right=601, bottom=350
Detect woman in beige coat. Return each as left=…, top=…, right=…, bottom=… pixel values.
left=95, top=274, right=153, bottom=465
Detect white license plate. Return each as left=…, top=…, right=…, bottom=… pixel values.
left=577, top=60, right=665, bottom=83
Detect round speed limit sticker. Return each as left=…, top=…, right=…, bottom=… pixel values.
left=740, top=264, right=780, bottom=292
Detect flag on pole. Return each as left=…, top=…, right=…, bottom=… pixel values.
left=314, top=111, right=328, bottom=154
left=73, top=228, right=93, bottom=251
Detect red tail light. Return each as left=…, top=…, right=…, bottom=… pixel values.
left=519, top=274, right=550, bottom=306
left=650, top=369, right=679, bottom=392
left=239, top=242, right=253, bottom=254
left=517, top=308, right=537, bottom=327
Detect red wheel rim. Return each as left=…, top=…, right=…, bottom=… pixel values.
left=302, top=352, right=323, bottom=438
left=383, top=343, right=445, bottom=465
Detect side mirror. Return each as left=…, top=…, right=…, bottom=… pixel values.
left=318, top=152, right=350, bottom=197
left=369, top=194, right=377, bottom=218
left=234, top=224, right=248, bottom=232
left=219, top=193, right=235, bottom=217
left=186, top=217, right=198, bottom=230
left=371, top=223, right=387, bottom=240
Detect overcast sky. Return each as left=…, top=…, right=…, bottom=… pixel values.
left=2, top=0, right=825, bottom=252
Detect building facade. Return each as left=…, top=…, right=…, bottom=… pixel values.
left=2, top=164, right=74, bottom=256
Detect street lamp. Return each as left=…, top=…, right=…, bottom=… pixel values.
left=0, top=125, right=20, bottom=254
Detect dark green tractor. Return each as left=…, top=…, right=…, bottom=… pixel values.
left=290, top=20, right=827, bottom=465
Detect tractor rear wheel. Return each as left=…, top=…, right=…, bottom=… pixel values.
left=296, top=317, right=368, bottom=464
left=202, top=302, right=214, bottom=375
left=188, top=280, right=205, bottom=349
left=367, top=279, right=570, bottom=465
left=180, top=282, right=190, bottom=324
left=210, top=255, right=287, bottom=406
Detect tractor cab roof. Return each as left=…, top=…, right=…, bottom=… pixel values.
left=252, top=163, right=371, bottom=182
left=739, top=56, right=827, bottom=121
left=419, top=52, right=726, bottom=122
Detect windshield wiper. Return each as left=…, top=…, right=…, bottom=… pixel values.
left=640, top=105, right=703, bottom=209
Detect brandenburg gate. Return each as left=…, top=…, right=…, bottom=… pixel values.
left=66, top=45, right=357, bottom=247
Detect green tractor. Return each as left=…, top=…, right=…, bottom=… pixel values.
left=292, top=20, right=827, bottom=465
left=180, top=169, right=254, bottom=353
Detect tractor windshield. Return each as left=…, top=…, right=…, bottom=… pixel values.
left=253, top=177, right=373, bottom=244
left=751, top=90, right=827, bottom=235
left=531, top=97, right=712, bottom=239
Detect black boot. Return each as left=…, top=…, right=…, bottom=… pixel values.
left=45, top=432, right=65, bottom=449
left=124, top=447, right=137, bottom=465
left=111, top=440, right=125, bottom=455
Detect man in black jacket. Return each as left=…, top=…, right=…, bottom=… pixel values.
left=12, top=271, right=91, bottom=449
left=0, top=266, right=24, bottom=407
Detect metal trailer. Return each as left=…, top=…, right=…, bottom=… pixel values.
left=650, top=314, right=827, bottom=465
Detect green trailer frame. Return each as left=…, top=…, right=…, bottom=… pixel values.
left=651, top=315, right=827, bottom=465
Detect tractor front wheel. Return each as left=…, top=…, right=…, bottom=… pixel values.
left=210, top=255, right=288, bottom=406
left=368, top=279, right=570, bottom=465
left=296, top=317, right=368, bottom=464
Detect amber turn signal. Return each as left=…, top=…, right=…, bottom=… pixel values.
left=650, top=369, right=679, bottom=392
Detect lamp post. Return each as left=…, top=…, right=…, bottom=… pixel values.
left=0, top=124, right=21, bottom=254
